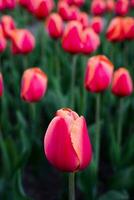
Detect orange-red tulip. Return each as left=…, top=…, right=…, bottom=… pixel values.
left=62, top=20, right=83, bottom=53
left=115, top=0, right=129, bottom=16
left=1, top=15, right=16, bottom=38
left=44, top=108, right=92, bottom=172
left=21, top=68, right=48, bottom=102
left=123, top=17, right=134, bottom=40
left=10, top=29, right=35, bottom=54
left=90, top=17, right=104, bottom=34
left=85, top=55, right=114, bottom=93
left=78, top=12, right=89, bottom=28
left=112, top=68, right=133, bottom=97
left=81, top=28, right=100, bottom=54
left=0, top=73, right=4, bottom=97
left=46, top=13, right=63, bottom=39
left=91, top=0, right=106, bottom=16
left=106, top=0, right=115, bottom=12
left=0, top=25, right=7, bottom=52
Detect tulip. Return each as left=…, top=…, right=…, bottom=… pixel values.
left=46, top=13, right=63, bottom=39
left=106, top=0, right=115, bottom=12
left=90, top=17, right=104, bottom=34
left=0, top=25, right=7, bottom=53
left=81, top=27, right=100, bottom=54
left=115, top=0, right=129, bottom=16
left=91, top=0, right=106, bottom=16
left=78, top=12, right=89, bottom=28
left=44, top=108, right=92, bottom=172
left=130, top=0, right=134, bottom=8
left=112, top=68, right=133, bottom=97
left=123, top=17, right=134, bottom=40
left=85, top=55, right=114, bottom=93
left=5, top=0, right=16, bottom=9
left=106, top=17, right=125, bottom=42
left=21, top=67, right=48, bottom=102
left=1, top=15, right=16, bottom=38
left=18, top=0, right=28, bottom=7
left=0, top=73, right=4, bottom=97
left=10, top=29, right=35, bottom=54
left=69, top=6, right=80, bottom=21
left=62, top=20, right=83, bottom=54
left=58, top=1, right=70, bottom=21
left=59, top=0, right=84, bottom=7
left=0, top=0, right=5, bottom=10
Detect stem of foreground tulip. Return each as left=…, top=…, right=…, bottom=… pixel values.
left=71, top=55, right=77, bottom=109
left=117, top=98, right=124, bottom=149
left=69, top=173, right=75, bottom=200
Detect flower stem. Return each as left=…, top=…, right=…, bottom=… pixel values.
left=71, top=55, right=77, bottom=109
left=117, top=98, right=124, bottom=148
left=69, top=172, right=75, bottom=200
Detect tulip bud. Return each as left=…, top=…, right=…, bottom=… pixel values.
left=106, top=0, right=115, bottom=12
left=0, top=25, right=7, bottom=53
left=46, top=13, right=63, bottom=39
left=69, top=6, right=80, bottom=21
left=90, top=17, right=104, bottom=34
left=1, top=15, right=16, bottom=38
left=85, top=55, right=114, bottom=93
left=19, top=0, right=28, bottom=7
left=62, top=20, right=83, bottom=54
left=59, top=0, right=84, bottom=7
left=91, top=0, right=106, bottom=16
left=0, top=0, right=5, bottom=10
left=115, top=0, right=129, bottom=16
left=0, top=73, right=4, bottom=97
left=106, top=17, right=125, bottom=42
left=10, top=29, right=35, bottom=54
left=21, top=68, right=48, bottom=102
left=5, top=0, right=16, bottom=9
left=123, top=17, right=134, bottom=40
left=112, top=68, right=133, bottom=97
left=81, top=28, right=100, bottom=54
left=44, top=108, right=92, bottom=172
left=78, top=12, right=89, bottom=28
left=58, top=1, right=70, bottom=21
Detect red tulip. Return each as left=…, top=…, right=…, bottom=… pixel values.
left=0, top=25, right=7, bottom=52
left=115, top=0, right=129, bottom=16
left=69, top=6, right=80, bottom=21
left=59, top=0, right=84, bottom=7
left=106, top=0, right=115, bottom=12
left=10, top=29, right=35, bottom=54
left=44, top=108, right=92, bottom=172
left=123, top=17, right=134, bottom=40
left=58, top=1, right=70, bottom=21
left=90, top=17, right=104, bottom=34
left=62, top=20, right=83, bottom=53
left=1, top=15, right=16, bottom=38
left=81, top=28, right=100, bottom=54
left=112, top=68, right=133, bottom=97
left=5, top=0, right=16, bottom=9
left=78, top=12, right=89, bottom=28
left=21, top=67, right=48, bottom=102
left=106, top=17, right=125, bottom=42
left=0, top=73, right=4, bottom=97
left=85, top=55, right=114, bottom=93
left=130, top=0, right=134, bottom=8
left=0, top=0, right=5, bottom=10
left=18, top=0, right=28, bottom=7
left=91, top=0, right=106, bottom=16
left=46, top=13, right=63, bottom=39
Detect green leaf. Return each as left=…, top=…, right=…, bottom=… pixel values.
left=99, top=190, right=129, bottom=200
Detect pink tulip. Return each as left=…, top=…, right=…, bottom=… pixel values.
left=115, top=0, right=129, bottom=16
left=90, top=17, right=104, bottom=34
left=1, top=15, right=16, bottom=38
left=91, top=0, right=106, bottom=16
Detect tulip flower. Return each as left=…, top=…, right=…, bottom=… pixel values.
left=62, top=20, right=83, bottom=54
left=69, top=6, right=80, bottom=21
left=91, top=0, right=106, bottom=16
left=59, top=0, right=84, bottom=7
left=81, top=28, right=100, bottom=54
left=112, top=68, right=133, bottom=97
left=10, top=29, right=35, bottom=54
left=0, top=25, right=7, bottom=53
left=106, top=17, right=125, bottom=42
left=130, top=0, right=134, bottom=8
left=18, top=0, right=28, bottom=7
left=5, top=0, right=16, bottom=9
left=78, top=12, right=89, bottom=28
left=21, top=67, right=48, bottom=102
left=1, top=15, right=16, bottom=38
left=58, top=1, right=70, bottom=21
left=115, top=0, right=129, bottom=16
left=46, top=13, right=63, bottom=39
left=44, top=108, right=92, bottom=172
left=0, top=73, right=4, bottom=97
left=123, top=17, right=134, bottom=40
left=106, top=0, right=115, bottom=12
left=0, top=0, right=5, bottom=10
left=85, top=55, right=114, bottom=93
left=90, top=17, right=104, bottom=34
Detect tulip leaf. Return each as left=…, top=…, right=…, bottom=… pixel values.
left=99, top=190, right=129, bottom=200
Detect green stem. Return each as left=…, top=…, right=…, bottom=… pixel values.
left=95, top=94, right=101, bottom=170
left=69, top=173, right=75, bottom=200
left=30, top=103, right=36, bottom=142
left=40, top=21, right=45, bottom=63
left=117, top=98, right=124, bottom=148
left=23, top=55, right=28, bottom=70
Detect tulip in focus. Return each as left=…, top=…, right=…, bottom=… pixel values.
left=91, top=0, right=106, bottom=16
left=0, top=25, right=7, bottom=53
left=85, top=55, right=114, bottom=93
left=90, top=17, right=104, bottom=34
left=0, top=73, right=4, bottom=97
left=10, top=29, right=35, bottom=54
left=44, top=108, right=92, bottom=172
left=46, top=13, right=63, bottom=39
left=115, top=0, right=129, bottom=16
left=112, top=68, right=133, bottom=97
left=106, top=0, right=115, bottom=12
left=1, top=15, right=16, bottom=38
left=21, top=68, right=48, bottom=102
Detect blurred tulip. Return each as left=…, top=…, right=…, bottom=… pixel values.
left=0, top=73, right=4, bottom=97
left=69, top=6, right=80, bottom=21
left=112, top=68, right=133, bottom=97
left=91, top=0, right=106, bottom=16
left=1, top=15, right=16, bottom=38
left=5, top=0, right=16, bottom=9
left=90, top=17, right=104, bottom=34
left=10, top=29, right=35, bottom=54
left=106, top=0, right=115, bottom=12
left=58, top=1, right=70, bottom=21
left=78, top=12, right=89, bottom=28
left=130, top=0, right=134, bottom=8
left=62, top=20, right=82, bottom=53
left=123, top=17, right=134, bottom=40
left=115, top=0, right=129, bottom=16
left=44, top=108, right=92, bottom=172
left=19, top=0, right=28, bottom=7
left=81, top=28, right=100, bottom=54
left=0, top=25, right=7, bottom=52
left=59, top=0, right=84, bottom=7
left=106, top=17, right=125, bottom=42
left=46, top=13, right=63, bottom=39
left=85, top=55, right=114, bottom=93
left=21, top=68, right=48, bottom=102
left=0, top=0, right=5, bottom=10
